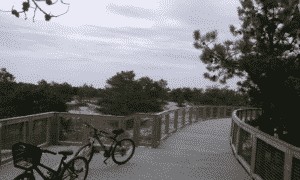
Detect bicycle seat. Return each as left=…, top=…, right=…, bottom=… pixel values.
left=112, top=129, right=124, bottom=135
left=58, top=150, right=73, bottom=156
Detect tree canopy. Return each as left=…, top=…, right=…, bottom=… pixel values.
left=0, top=0, right=70, bottom=22
left=193, top=0, right=300, bottom=146
left=0, top=69, right=76, bottom=119
left=96, top=71, right=168, bottom=116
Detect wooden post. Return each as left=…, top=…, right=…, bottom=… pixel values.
left=283, top=149, right=293, bottom=180
left=82, top=116, right=90, bottom=145
left=217, top=107, right=221, bottom=118
left=250, top=135, right=257, bottom=175
left=28, top=117, right=34, bottom=144
left=119, top=118, right=126, bottom=130
left=203, top=107, right=207, bottom=120
left=174, top=110, right=178, bottom=132
left=253, top=109, right=257, bottom=120
left=133, top=116, right=141, bottom=147
left=0, top=122, right=3, bottom=166
left=249, top=109, right=253, bottom=121
left=195, top=107, right=199, bottom=121
left=46, top=115, right=52, bottom=146
left=235, top=127, right=241, bottom=153
left=151, top=115, right=162, bottom=148
left=22, top=121, right=27, bottom=143
left=192, top=107, right=195, bottom=123
left=227, top=107, right=230, bottom=117
left=182, top=108, right=186, bottom=127
left=188, top=107, right=192, bottom=124
left=50, top=113, right=60, bottom=146
left=165, top=114, right=170, bottom=135
left=239, top=110, right=243, bottom=121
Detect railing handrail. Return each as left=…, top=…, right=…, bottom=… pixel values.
left=231, top=108, right=300, bottom=180
left=0, top=104, right=243, bottom=168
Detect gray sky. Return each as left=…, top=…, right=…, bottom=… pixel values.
left=0, top=0, right=245, bottom=91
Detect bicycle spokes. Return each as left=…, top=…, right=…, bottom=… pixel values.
left=113, top=143, right=133, bottom=160
left=79, top=146, right=92, bottom=159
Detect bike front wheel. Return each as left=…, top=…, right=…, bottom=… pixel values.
left=61, top=156, right=89, bottom=180
left=74, top=143, right=95, bottom=163
left=112, top=139, right=135, bottom=165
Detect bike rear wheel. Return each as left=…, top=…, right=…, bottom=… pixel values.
left=74, top=143, right=95, bottom=163
left=61, top=156, right=89, bottom=180
left=112, top=139, right=135, bottom=165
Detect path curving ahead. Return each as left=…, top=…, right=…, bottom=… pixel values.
left=0, top=118, right=252, bottom=180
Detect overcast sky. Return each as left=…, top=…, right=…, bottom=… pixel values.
left=0, top=0, right=245, bottom=91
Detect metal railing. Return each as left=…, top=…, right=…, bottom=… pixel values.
left=231, top=108, right=300, bottom=180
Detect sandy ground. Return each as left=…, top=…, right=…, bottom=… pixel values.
left=67, top=101, right=194, bottom=115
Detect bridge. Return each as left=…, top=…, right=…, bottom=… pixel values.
left=1, top=105, right=299, bottom=180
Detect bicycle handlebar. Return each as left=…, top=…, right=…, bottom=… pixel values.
left=42, top=149, right=57, bottom=155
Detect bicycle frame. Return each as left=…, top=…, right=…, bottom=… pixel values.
left=16, top=155, right=69, bottom=180
left=89, top=130, right=118, bottom=156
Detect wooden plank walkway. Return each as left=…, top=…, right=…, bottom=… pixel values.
left=0, top=118, right=251, bottom=180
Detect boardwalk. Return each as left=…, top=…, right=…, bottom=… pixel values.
left=0, top=118, right=251, bottom=180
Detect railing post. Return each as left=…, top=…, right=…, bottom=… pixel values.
left=245, top=110, right=248, bottom=123
left=82, top=117, right=90, bottom=145
left=217, top=106, right=222, bottom=118
left=46, top=115, right=52, bottom=145
left=182, top=108, right=186, bottom=127
left=205, top=106, right=210, bottom=119
left=195, top=107, right=199, bottom=121
left=284, top=149, right=293, bottom=180
left=133, top=115, right=141, bottom=147
left=229, top=107, right=233, bottom=118
left=21, top=121, right=27, bottom=143
left=28, top=117, right=34, bottom=144
left=189, top=107, right=192, bottom=124
left=235, top=127, right=241, bottom=153
left=203, top=107, right=207, bottom=120
left=174, top=110, right=178, bottom=132
left=239, top=110, right=243, bottom=121
left=50, top=113, right=60, bottom=146
left=253, top=109, right=257, bottom=120
left=165, top=114, right=170, bottom=135
left=119, top=118, right=126, bottom=130
left=151, top=115, right=162, bottom=148
left=0, top=122, right=2, bottom=166
left=250, top=135, right=257, bottom=175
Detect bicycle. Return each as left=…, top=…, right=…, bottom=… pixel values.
left=12, top=142, right=89, bottom=180
left=74, top=122, right=135, bottom=165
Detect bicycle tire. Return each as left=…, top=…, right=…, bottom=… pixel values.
left=112, top=139, right=135, bottom=165
left=60, top=156, right=89, bottom=180
left=74, top=143, right=95, bottom=163
left=13, top=173, right=36, bottom=180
